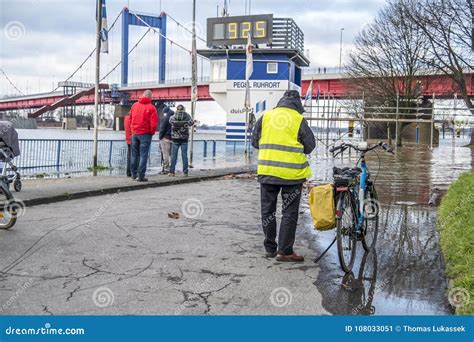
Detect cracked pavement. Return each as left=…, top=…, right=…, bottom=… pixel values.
left=0, top=178, right=328, bottom=315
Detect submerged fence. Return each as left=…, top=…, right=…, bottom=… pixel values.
left=14, top=139, right=246, bottom=175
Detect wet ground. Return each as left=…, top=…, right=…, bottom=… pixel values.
left=302, top=136, right=472, bottom=315
left=0, top=136, right=470, bottom=315
left=0, top=178, right=328, bottom=315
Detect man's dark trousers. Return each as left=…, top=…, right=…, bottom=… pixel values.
left=131, top=134, right=152, bottom=179
left=126, top=144, right=132, bottom=177
left=260, top=183, right=303, bottom=255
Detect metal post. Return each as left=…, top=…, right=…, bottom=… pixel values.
left=244, top=103, right=250, bottom=156
left=108, top=140, right=113, bottom=166
left=361, top=92, right=365, bottom=141
left=316, top=87, right=320, bottom=142
left=322, top=92, right=326, bottom=144
left=339, top=28, right=344, bottom=73
left=93, top=0, right=102, bottom=175
left=56, top=140, right=62, bottom=172
left=158, top=12, right=167, bottom=83
left=121, top=7, right=129, bottom=86
left=326, top=93, right=330, bottom=148
left=395, top=92, right=400, bottom=150
left=212, top=140, right=216, bottom=157
left=189, top=0, right=197, bottom=167
left=430, top=92, right=435, bottom=149
left=203, top=140, right=207, bottom=158
left=309, top=83, right=313, bottom=129
left=332, top=94, right=336, bottom=139
left=453, top=93, right=457, bottom=142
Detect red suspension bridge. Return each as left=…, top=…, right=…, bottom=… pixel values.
left=0, top=6, right=472, bottom=118
left=0, top=72, right=473, bottom=117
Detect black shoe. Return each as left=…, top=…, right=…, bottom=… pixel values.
left=126, top=174, right=132, bottom=178
left=137, top=177, right=148, bottom=182
left=265, top=251, right=277, bottom=258
left=131, top=175, right=137, bottom=180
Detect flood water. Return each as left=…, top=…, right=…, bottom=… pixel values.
left=301, top=135, right=472, bottom=315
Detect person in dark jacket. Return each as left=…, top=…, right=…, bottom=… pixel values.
left=129, top=90, right=158, bottom=182
left=251, top=90, right=316, bottom=262
left=169, top=104, right=194, bottom=176
left=159, top=106, right=174, bottom=174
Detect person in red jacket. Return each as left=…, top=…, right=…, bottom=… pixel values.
left=124, top=113, right=132, bottom=177
left=129, top=90, right=158, bottom=181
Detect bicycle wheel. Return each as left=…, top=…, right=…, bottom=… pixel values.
left=0, top=182, right=17, bottom=229
left=362, top=184, right=379, bottom=251
left=336, top=190, right=357, bottom=273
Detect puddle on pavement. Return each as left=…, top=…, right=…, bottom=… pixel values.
left=302, top=137, right=472, bottom=315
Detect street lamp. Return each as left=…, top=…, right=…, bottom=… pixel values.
left=189, top=0, right=198, bottom=166
left=339, top=28, right=344, bottom=73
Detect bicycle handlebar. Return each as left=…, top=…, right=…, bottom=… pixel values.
left=381, top=142, right=395, bottom=154
left=329, top=141, right=395, bottom=156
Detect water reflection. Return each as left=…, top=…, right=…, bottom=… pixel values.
left=341, top=250, right=378, bottom=315
left=306, top=138, right=471, bottom=315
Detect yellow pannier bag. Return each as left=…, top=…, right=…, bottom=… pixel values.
left=309, top=184, right=336, bottom=231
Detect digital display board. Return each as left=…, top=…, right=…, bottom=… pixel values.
left=207, top=14, right=273, bottom=47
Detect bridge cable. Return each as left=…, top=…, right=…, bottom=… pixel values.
left=100, top=28, right=152, bottom=82
left=0, top=68, right=25, bottom=96
left=131, top=12, right=208, bottom=59
left=52, top=8, right=124, bottom=92
left=166, top=13, right=207, bottom=43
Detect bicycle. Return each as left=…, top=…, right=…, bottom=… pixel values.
left=329, top=141, right=394, bottom=273
left=0, top=147, right=21, bottom=229
left=0, top=179, right=19, bottom=229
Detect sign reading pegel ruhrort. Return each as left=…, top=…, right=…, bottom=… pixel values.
left=228, top=80, right=285, bottom=90
left=207, top=14, right=273, bottom=47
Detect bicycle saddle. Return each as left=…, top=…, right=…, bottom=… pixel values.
left=333, top=166, right=362, bottom=177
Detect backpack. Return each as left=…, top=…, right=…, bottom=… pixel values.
left=309, top=184, right=336, bottom=231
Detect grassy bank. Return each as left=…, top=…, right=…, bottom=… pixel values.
left=437, top=172, right=474, bottom=315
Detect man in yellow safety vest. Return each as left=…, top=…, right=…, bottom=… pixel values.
left=251, top=90, right=315, bottom=262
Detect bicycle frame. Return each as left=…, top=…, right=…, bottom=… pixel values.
left=342, top=155, right=368, bottom=234
left=357, top=155, right=368, bottom=233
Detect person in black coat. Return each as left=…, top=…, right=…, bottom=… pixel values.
left=251, top=91, right=316, bottom=262
left=169, top=104, right=194, bottom=176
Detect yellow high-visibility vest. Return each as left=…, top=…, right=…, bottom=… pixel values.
left=257, top=107, right=312, bottom=180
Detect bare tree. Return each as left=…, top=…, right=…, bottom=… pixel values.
left=346, top=0, right=431, bottom=144
left=402, top=0, right=474, bottom=143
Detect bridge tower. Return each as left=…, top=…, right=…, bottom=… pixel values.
left=198, top=15, right=309, bottom=141
left=121, top=8, right=167, bottom=86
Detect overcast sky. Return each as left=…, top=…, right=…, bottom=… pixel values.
left=0, top=0, right=386, bottom=124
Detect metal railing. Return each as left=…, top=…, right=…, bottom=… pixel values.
left=123, top=76, right=210, bottom=88
left=303, top=67, right=347, bottom=75
left=14, top=139, right=246, bottom=175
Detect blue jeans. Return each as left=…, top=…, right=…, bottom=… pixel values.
left=131, top=134, right=152, bottom=178
left=170, top=142, right=188, bottom=174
